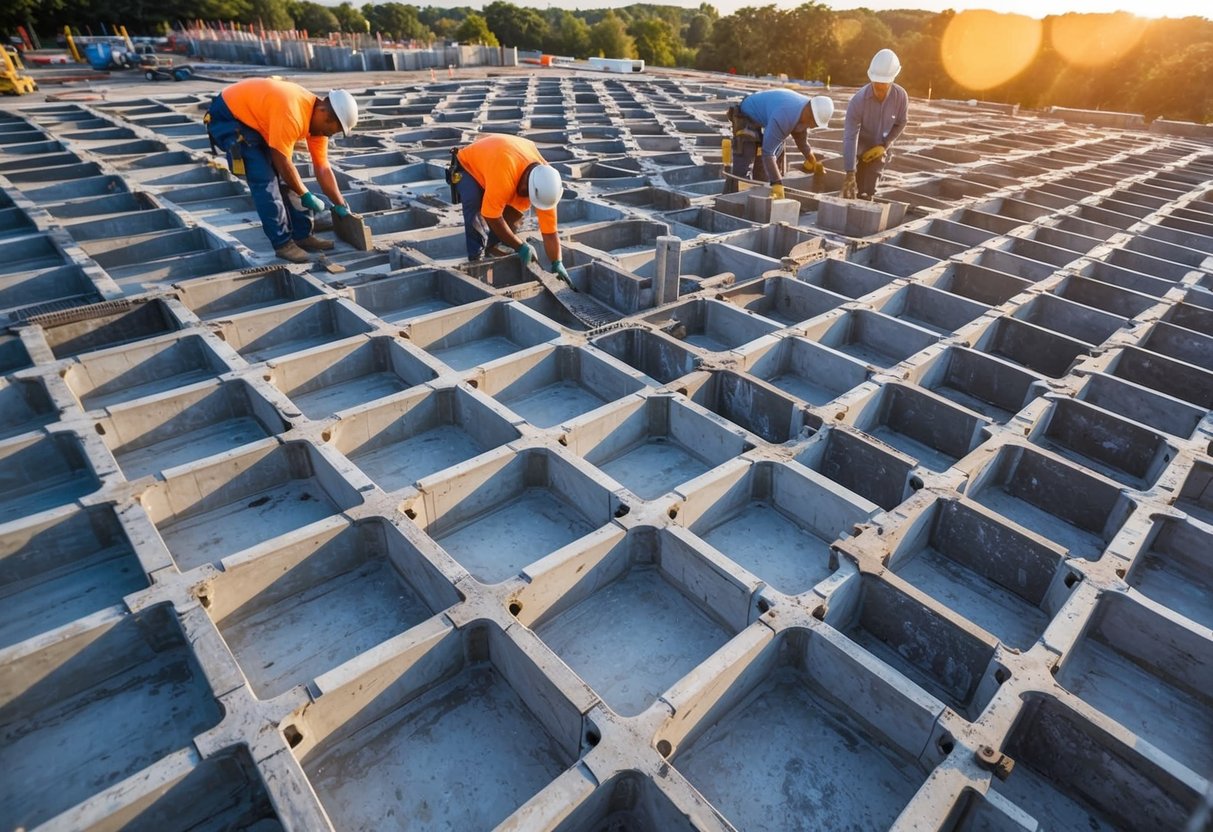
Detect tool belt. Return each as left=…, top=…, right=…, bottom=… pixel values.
left=727, top=102, right=762, bottom=145
left=445, top=148, right=464, bottom=205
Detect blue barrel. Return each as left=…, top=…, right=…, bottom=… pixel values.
left=84, top=42, right=113, bottom=70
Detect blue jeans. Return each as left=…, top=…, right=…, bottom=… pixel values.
left=206, top=94, right=312, bottom=248
left=728, top=136, right=784, bottom=193
left=455, top=173, right=502, bottom=260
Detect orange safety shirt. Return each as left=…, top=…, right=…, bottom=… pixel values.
left=457, top=134, right=558, bottom=234
left=221, top=78, right=328, bottom=167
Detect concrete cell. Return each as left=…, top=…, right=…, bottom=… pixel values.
left=345, top=267, right=492, bottom=324
left=1107, top=346, right=1213, bottom=410
left=1077, top=372, right=1206, bottom=439
left=718, top=275, right=848, bottom=327
left=140, top=441, right=364, bottom=571
left=831, top=573, right=1000, bottom=719
left=644, top=298, right=780, bottom=353
left=206, top=517, right=460, bottom=699
left=687, top=370, right=820, bottom=444
left=266, top=336, right=436, bottom=419
left=0, top=234, right=67, bottom=275
left=886, top=498, right=1068, bottom=650
left=0, top=376, right=56, bottom=440
left=849, top=382, right=988, bottom=472
left=0, top=432, right=101, bottom=524
left=480, top=344, right=645, bottom=428
left=974, top=316, right=1090, bottom=378
left=965, top=444, right=1134, bottom=561
left=1125, top=516, right=1212, bottom=630
left=65, top=334, right=229, bottom=410
left=591, top=327, right=700, bottom=385
left=1077, top=259, right=1175, bottom=298
left=0, top=505, right=147, bottom=649
left=175, top=267, right=325, bottom=320
left=876, top=283, right=989, bottom=335
left=744, top=335, right=870, bottom=406
left=412, top=447, right=616, bottom=583
left=551, top=772, right=697, bottom=832
left=795, top=428, right=916, bottom=511
left=1012, top=294, right=1128, bottom=347
left=1051, top=274, right=1159, bottom=319
left=330, top=384, right=519, bottom=492
left=804, top=309, right=939, bottom=370
left=530, top=528, right=738, bottom=716
left=402, top=301, right=560, bottom=372
left=848, top=242, right=941, bottom=278
left=216, top=298, right=376, bottom=363
left=672, top=630, right=940, bottom=830
left=563, top=393, right=748, bottom=500
left=1140, top=321, right=1213, bottom=370
left=1056, top=593, right=1213, bottom=777
left=0, top=605, right=223, bottom=830
left=925, top=261, right=1033, bottom=307
left=994, top=695, right=1201, bottom=830
left=682, top=460, right=877, bottom=594
left=294, top=624, right=578, bottom=830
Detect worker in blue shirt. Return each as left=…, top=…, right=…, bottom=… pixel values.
left=725, top=89, right=834, bottom=200
left=842, top=49, right=909, bottom=200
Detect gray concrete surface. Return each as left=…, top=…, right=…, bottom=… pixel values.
left=0, top=65, right=1211, bottom=832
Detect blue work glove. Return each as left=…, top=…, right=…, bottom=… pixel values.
left=516, top=242, right=535, bottom=268
left=300, top=192, right=325, bottom=213
left=552, top=261, right=571, bottom=285
left=332, top=203, right=351, bottom=218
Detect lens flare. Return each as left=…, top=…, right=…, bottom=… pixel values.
left=941, top=10, right=1043, bottom=91
left=1051, top=13, right=1148, bottom=68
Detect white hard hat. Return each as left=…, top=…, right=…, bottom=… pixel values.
left=810, top=95, right=834, bottom=128
left=528, top=164, right=562, bottom=210
left=328, top=89, right=358, bottom=136
left=868, top=49, right=901, bottom=83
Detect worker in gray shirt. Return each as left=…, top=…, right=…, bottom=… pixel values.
left=725, top=89, right=834, bottom=199
left=842, top=49, right=909, bottom=200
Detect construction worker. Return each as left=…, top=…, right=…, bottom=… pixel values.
left=842, top=49, right=909, bottom=200
left=449, top=133, right=569, bottom=283
left=205, top=78, right=358, bottom=263
left=724, top=89, right=834, bottom=198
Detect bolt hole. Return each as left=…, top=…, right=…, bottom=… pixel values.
left=284, top=724, right=303, bottom=748
left=668, top=506, right=679, bottom=519
left=585, top=728, right=601, bottom=747
left=197, top=592, right=211, bottom=609
left=262, top=373, right=272, bottom=382
left=656, top=739, right=672, bottom=758
left=398, top=330, right=410, bottom=339
left=1115, top=567, right=1126, bottom=579
left=466, top=378, right=478, bottom=388
left=757, top=598, right=771, bottom=614
left=909, top=475, right=924, bottom=490
left=557, top=434, right=568, bottom=446
left=675, top=388, right=688, bottom=397
left=937, top=736, right=955, bottom=755
left=95, top=423, right=106, bottom=435
left=811, top=605, right=825, bottom=620
left=404, top=507, right=417, bottom=520
left=1049, top=663, right=1059, bottom=676
left=994, top=667, right=1011, bottom=684
left=1063, top=572, right=1080, bottom=588
left=614, top=504, right=630, bottom=518
left=508, top=601, right=522, bottom=616
left=834, top=411, right=845, bottom=420
left=321, top=429, right=332, bottom=442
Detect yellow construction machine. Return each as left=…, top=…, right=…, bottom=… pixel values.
left=1, top=46, right=37, bottom=95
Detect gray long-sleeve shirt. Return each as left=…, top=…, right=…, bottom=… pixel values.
left=842, top=83, right=909, bottom=171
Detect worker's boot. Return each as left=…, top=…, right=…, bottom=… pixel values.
left=274, top=241, right=311, bottom=263
left=296, top=235, right=335, bottom=252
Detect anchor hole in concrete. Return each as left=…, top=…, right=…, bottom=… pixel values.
left=757, top=598, right=771, bottom=614
left=284, top=724, right=303, bottom=748
left=656, top=739, right=672, bottom=758
left=614, top=504, right=630, bottom=518
left=994, top=667, right=1011, bottom=684
left=404, top=507, right=417, bottom=520
left=910, top=475, right=924, bottom=490
left=937, top=735, right=955, bottom=755
left=94, top=423, right=106, bottom=435
left=1063, top=571, right=1081, bottom=588
left=321, top=429, right=332, bottom=442
left=585, top=727, right=601, bottom=747
left=467, top=379, right=478, bottom=389
left=508, top=601, right=522, bottom=616
left=811, top=605, right=825, bottom=620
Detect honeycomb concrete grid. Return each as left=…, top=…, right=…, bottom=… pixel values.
left=1, top=69, right=1212, bottom=831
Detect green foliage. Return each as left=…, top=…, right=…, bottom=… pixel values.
left=831, top=10, right=892, bottom=86
left=363, top=3, right=431, bottom=41
left=289, top=1, right=337, bottom=35
left=248, top=0, right=292, bottom=30
left=698, top=3, right=833, bottom=79
left=332, top=2, right=367, bottom=33
left=454, top=12, right=496, bottom=46
left=588, top=11, right=634, bottom=59
left=629, top=16, right=675, bottom=67
left=483, top=1, right=546, bottom=51
left=544, top=10, right=591, bottom=58
left=685, top=13, right=712, bottom=49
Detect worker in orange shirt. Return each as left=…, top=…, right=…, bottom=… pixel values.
left=449, top=134, right=569, bottom=283
left=205, top=78, right=358, bottom=263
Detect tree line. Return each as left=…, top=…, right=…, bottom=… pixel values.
left=6, top=0, right=1211, bottom=124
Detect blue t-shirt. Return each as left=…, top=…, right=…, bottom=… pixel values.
left=739, top=89, right=811, bottom=157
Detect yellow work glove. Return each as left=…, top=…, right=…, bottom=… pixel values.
left=801, top=158, right=825, bottom=175
left=771, top=183, right=786, bottom=200
left=842, top=172, right=858, bottom=199
left=861, top=145, right=886, bottom=163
